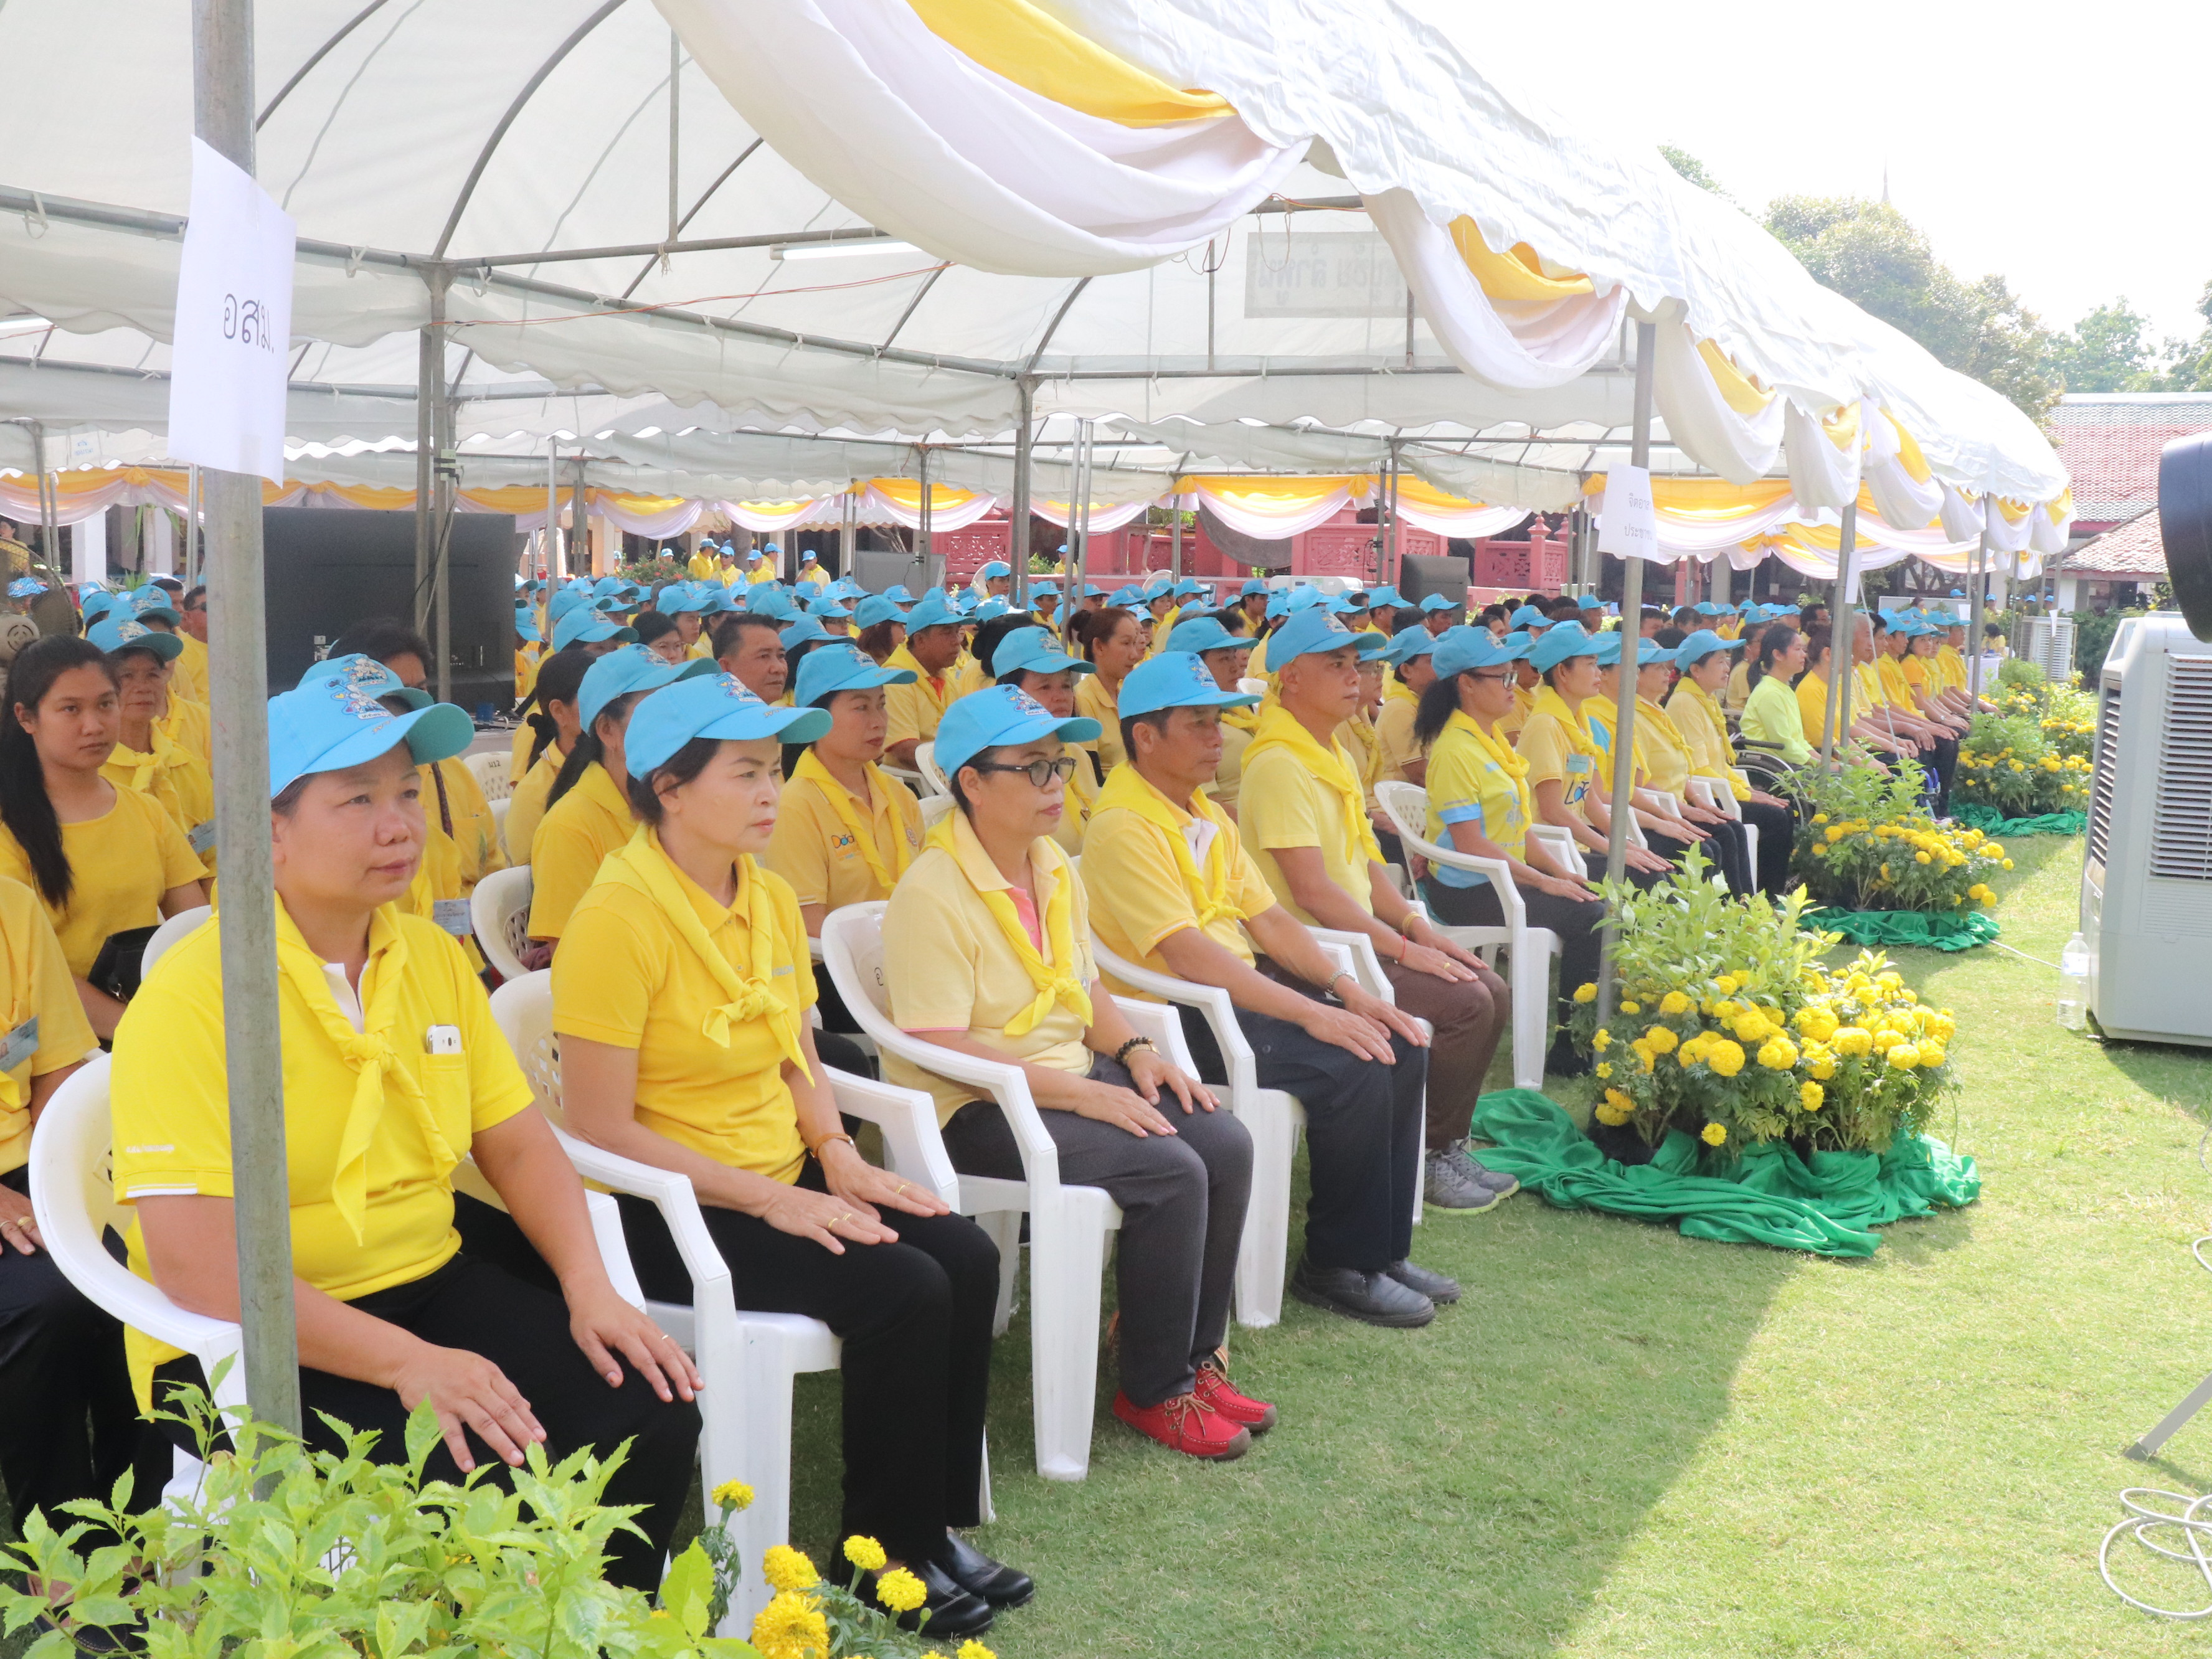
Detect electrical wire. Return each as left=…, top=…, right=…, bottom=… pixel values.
left=2100, top=1117, right=2212, bottom=1617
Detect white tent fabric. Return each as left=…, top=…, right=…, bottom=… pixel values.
left=1649, top=322, right=1782, bottom=486
left=1783, top=399, right=1863, bottom=516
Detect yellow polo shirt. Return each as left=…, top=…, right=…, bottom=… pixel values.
left=111, top=902, right=530, bottom=1401
left=1209, top=717, right=1255, bottom=814
left=1237, top=740, right=1376, bottom=922
left=1936, top=646, right=1968, bottom=692
left=1074, top=672, right=1125, bottom=771
left=747, top=564, right=777, bottom=585
left=422, top=757, right=505, bottom=893
left=883, top=647, right=954, bottom=750
left=1878, top=655, right=1916, bottom=711
left=103, top=732, right=215, bottom=854
left=165, top=640, right=202, bottom=706
left=504, top=741, right=565, bottom=864
left=1424, top=711, right=1531, bottom=879
left=1056, top=746, right=1098, bottom=853
left=515, top=645, right=540, bottom=699
left=1666, top=683, right=1751, bottom=795
left=688, top=551, right=716, bottom=580
left=1724, top=657, right=1754, bottom=714
left=159, top=693, right=212, bottom=768
left=1496, top=681, right=1535, bottom=740
left=1375, top=691, right=1420, bottom=785
left=1335, top=710, right=1383, bottom=811
left=1080, top=770, right=1276, bottom=999
left=0, top=877, right=98, bottom=1175
left=527, top=762, right=635, bottom=940
left=1795, top=670, right=1835, bottom=742
left=881, top=813, right=1097, bottom=1127
left=1516, top=699, right=1599, bottom=823
left=765, top=766, right=924, bottom=915
left=553, top=842, right=815, bottom=1184
left=0, top=787, right=205, bottom=976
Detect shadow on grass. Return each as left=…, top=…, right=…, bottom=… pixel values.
left=777, top=1145, right=1800, bottom=1658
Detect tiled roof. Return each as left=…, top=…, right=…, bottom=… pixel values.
left=2054, top=506, right=2167, bottom=579
left=2049, top=395, right=2212, bottom=526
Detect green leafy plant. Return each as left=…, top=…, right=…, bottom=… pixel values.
left=0, top=1385, right=755, bottom=1659
left=1784, top=758, right=2008, bottom=912
left=1954, top=710, right=2091, bottom=816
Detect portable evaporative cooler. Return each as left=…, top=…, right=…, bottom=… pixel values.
left=2082, top=613, right=2212, bottom=1046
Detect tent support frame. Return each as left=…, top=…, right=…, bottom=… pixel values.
left=1595, top=319, right=1656, bottom=1028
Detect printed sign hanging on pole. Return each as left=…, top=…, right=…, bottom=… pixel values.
left=1595, top=464, right=1658, bottom=561
left=166, top=137, right=295, bottom=483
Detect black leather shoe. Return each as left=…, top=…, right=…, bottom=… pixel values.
left=936, top=1530, right=1036, bottom=1607
left=1387, top=1258, right=1462, bottom=1305
left=867, top=1559, right=995, bottom=1637
left=1288, top=1257, right=1435, bottom=1328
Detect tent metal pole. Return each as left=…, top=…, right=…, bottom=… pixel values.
left=1009, top=377, right=1034, bottom=610
left=545, top=439, right=558, bottom=579
left=1595, top=318, right=1657, bottom=1028
left=411, top=276, right=442, bottom=631
left=1821, top=500, right=1858, bottom=763
left=27, top=421, right=57, bottom=582
left=569, top=456, right=588, bottom=578
left=186, top=463, right=201, bottom=588
left=192, top=0, right=301, bottom=1444
left=432, top=334, right=456, bottom=704
left=839, top=487, right=856, bottom=580
left=1967, top=519, right=1991, bottom=701
left=916, top=445, right=933, bottom=586
left=1075, top=417, right=1094, bottom=593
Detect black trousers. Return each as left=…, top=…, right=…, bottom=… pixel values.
left=1739, top=796, right=1798, bottom=897
left=614, top=1161, right=998, bottom=1566
left=0, top=1167, right=158, bottom=1537
left=1926, top=734, right=1959, bottom=814
left=1172, top=997, right=1422, bottom=1272
left=1423, top=875, right=1605, bottom=1074
left=154, top=1254, right=699, bottom=1592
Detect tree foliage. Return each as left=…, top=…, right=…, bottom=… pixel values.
left=2048, top=299, right=2160, bottom=392
left=1659, top=146, right=1729, bottom=199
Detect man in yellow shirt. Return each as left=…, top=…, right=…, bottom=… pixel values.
left=1083, top=651, right=1482, bottom=1321
left=882, top=593, right=965, bottom=770
left=686, top=542, right=716, bottom=581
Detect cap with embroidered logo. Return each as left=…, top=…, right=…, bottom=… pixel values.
left=933, top=684, right=1101, bottom=780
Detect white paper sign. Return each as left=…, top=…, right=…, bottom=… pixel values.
left=1596, top=464, right=1658, bottom=561
left=166, top=138, right=295, bottom=483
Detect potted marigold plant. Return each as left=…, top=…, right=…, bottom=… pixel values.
left=1788, top=759, right=2011, bottom=914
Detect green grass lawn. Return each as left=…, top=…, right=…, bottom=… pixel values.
left=772, top=836, right=2212, bottom=1657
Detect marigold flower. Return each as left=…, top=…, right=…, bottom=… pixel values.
left=1573, top=982, right=1598, bottom=1003
left=1594, top=1100, right=1632, bottom=1126
left=1833, top=1026, right=1873, bottom=1057
left=1731, top=1011, right=1771, bottom=1044
left=763, top=1546, right=820, bottom=1593
left=1915, top=851, right=1931, bottom=864
left=1705, top=1039, right=1746, bottom=1078
left=1594, top=1061, right=1613, bottom=1079
left=1619, top=1000, right=1642, bottom=1015
left=1701, top=1122, right=1728, bottom=1146
left=1886, top=1042, right=1921, bottom=1069
left=843, top=1535, right=887, bottom=1572
left=1799, top=1081, right=1823, bottom=1109
left=1805, top=1049, right=1837, bottom=1080
left=751, top=1591, right=829, bottom=1659
left=875, top=1568, right=928, bottom=1614
left=1715, top=974, right=1741, bottom=993
left=712, top=1480, right=756, bottom=1512
left=1591, top=1028, right=1611, bottom=1051
left=960, top=1643, right=999, bottom=1659
left=1645, top=1026, right=1678, bottom=1055
left=1757, top=1036, right=1798, bottom=1071
left=2002, top=858, right=2013, bottom=869
left=1604, top=1087, right=1635, bottom=1115
left=1660, top=991, right=1693, bottom=1016
left=1871, top=1029, right=1902, bottom=1052
left=1917, top=1043, right=1946, bottom=1067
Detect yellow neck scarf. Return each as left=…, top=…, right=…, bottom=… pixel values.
left=887, top=643, right=952, bottom=717
left=1094, top=765, right=1246, bottom=930
left=1533, top=686, right=1605, bottom=763
left=1218, top=704, right=1261, bottom=733
left=1675, top=676, right=1738, bottom=765
left=1242, top=704, right=1384, bottom=871
left=925, top=813, right=1092, bottom=1037
left=273, top=906, right=458, bottom=1245
left=597, top=830, right=813, bottom=1079
left=111, top=725, right=187, bottom=794
left=1455, top=709, right=1529, bottom=779
left=1636, top=696, right=1694, bottom=771
left=793, top=749, right=912, bottom=894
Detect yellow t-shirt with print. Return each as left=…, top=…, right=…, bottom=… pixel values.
left=527, top=762, right=635, bottom=940
left=553, top=844, right=815, bottom=1183
left=0, top=877, right=99, bottom=1175
left=882, top=647, right=954, bottom=750
left=0, top=786, right=205, bottom=976
left=1515, top=694, right=1600, bottom=824
left=1424, top=711, right=1531, bottom=873
left=765, top=767, right=925, bottom=915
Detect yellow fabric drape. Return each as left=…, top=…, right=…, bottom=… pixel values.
left=1697, top=341, right=1775, bottom=415
left=1447, top=220, right=1595, bottom=302
left=908, top=0, right=1233, bottom=126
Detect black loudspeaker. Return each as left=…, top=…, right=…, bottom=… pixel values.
left=2159, top=433, right=2212, bottom=641
left=1397, top=552, right=1470, bottom=608
left=260, top=508, right=519, bottom=712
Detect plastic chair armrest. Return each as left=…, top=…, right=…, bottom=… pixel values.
left=1108, top=996, right=1199, bottom=1078
left=549, top=1128, right=734, bottom=1298
left=825, top=1068, right=962, bottom=1206
left=1087, top=935, right=1257, bottom=1096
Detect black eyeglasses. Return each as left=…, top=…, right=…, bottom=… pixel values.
left=971, top=755, right=1080, bottom=788
left=1466, top=669, right=1513, bottom=683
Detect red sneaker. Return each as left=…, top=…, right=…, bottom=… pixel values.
left=1194, top=1356, right=1279, bottom=1432
left=1112, top=1390, right=1252, bottom=1460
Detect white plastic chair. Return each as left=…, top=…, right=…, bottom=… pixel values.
left=1236, top=677, right=1268, bottom=698
left=488, top=796, right=511, bottom=846
left=143, top=904, right=212, bottom=974
left=464, top=749, right=513, bottom=802
left=820, top=902, right=1195, bottom=1482
left=912, top=741, right=950, bottom=799
left=919, top=793, right=955, bottom=830
left=470, top=865, right=534, bottom=984
left=31, top=1056, right=642, bottom=1510
left=881, top=763, right=928, bottom=796
left=488, top=971, right=970, bottom=1631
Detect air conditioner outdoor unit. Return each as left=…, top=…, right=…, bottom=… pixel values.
left=2082, top=612, right=2212, bottom=1047
left=2014, top=614, right=2077, bottom=682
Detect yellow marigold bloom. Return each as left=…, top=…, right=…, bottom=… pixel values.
left=1731, top=1011, right=1771, bottom=1044
left=712, top=1480, right=756, bottom=1512
left=1619, top=1000, right=1642, bottom=1015
left=1706, top=1040, right=1746, bottom=1078
left=1886, top=1042, right=1921, bottom=1069
left=1794, top=1008, right=1838, bottom=1042
left=843, top=1535, right=887, bottom=1572
left=1833, top=1026, right=1874, bottom=1057
left=960, top=1643, right=999, bottom=1659
left=1988, top=843, right=2006, bottom=858
left=763, top=1545, right=820, bottom=1594
left=1825, top=825, right=1846, bottom=843
left=2002, top=858, right=2014, bottom=869
left=1660, top=990, right=1692, bottom=1016
left=1715, top=974, right=1741, bottom=993
left=1573, top=982, right=1598, bottom=1004
left=1594, top=1061, right=1614, bottom=1079
left=1871, top=1029, right=1902, bottom=1052
left=1757, top=1036, right=1798, bottom=1070
left=1604, top=1087, right=1635, bottom=1115
left=1592, top=1028, right=1611, bottom=1051
left=1806, top=1048, right=1836, bottom=1080
left=1800, top=1081, right=1824, bottom=1110
left=1914, top=851, right=1932, bottom=864
left=751, top=1591, right=830, bottom=1659
left=876, top=1569, right=928, bottom=1614
left=1594, top=1100, right=1631, bottom=1126
left=1701, top=1122, right=1729, bottom=1146
left=1630, top=1040, right=1656, bottom=1072
left=1812, top=813, right=1829, bottom=824
left=1645, top=1026, right=1679, bottom=1054
left=1918, top=1043, right=1947, bottom=1067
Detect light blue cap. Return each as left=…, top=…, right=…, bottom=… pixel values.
left=1285, top=586, right=1326, bottom=612
left=991, top=625, right=1093, bottom=680
left=1421, top=593, right=1462, bottom=615
left=973, top=598, right=1012, bottom=622
left=267, top=672, right=473, bottom=797
left=1674, top=628, right=1744, bottom=668
left=6, top=577, right=45, bottom=598
left=1693, top=601, right=1726, bottom=617
left=1117, top=651, right=1262, bottom=719
left=1576, top=593, right=1604, bottom=609
left=552, top=609, right=638, bottom=652
left=854, top=594, right=909, bottom=628
left=1267, top=607, right=1388, bottom=664
left=977, top=560, right=1012, bottom=580
left=933, top=684, right=1100, bottom=780
left=128, top=588, right=181, bottom=625
left=904, top=593, right=962, bottom=632
left=1592, top=631, right=1624, bottom=666
left=1508, top=603, right=1549, bottom=628
left=514, top=609, right=542, bottom=643
left=1082, top=584, right=1108, bottom=597
left=807, top=597, right=853, bottom=619
left=1108, top=585, right=1143, bottom=607
left=1160, top=616, right=1241, bottom=657
left=795, top=641, right=916, bottom=707
left=656, top=587, right=707, bottom=616
left=88, top=615, right=182, bottom=663
left=1174, top=578, right=1205, bottom=597
left=1239, top=578, right=1269, bottom=597
left=1366, top=585, right=1407, bottom=607
left=579, top=643, right=715, bottom=730
left=299, top=652, right=432, bottom=711
left=624, top=671, right=831, bottom=775
left=778, top=617, right=832, bottom=650
left=1263, top=592, right=1292, bottom=619
left=746, top=588, right=796, bottom=621
left=79, top=590, right=120, bottom=621
left=1530, top=622, right=1602, bottom=672
left=1382, top=627, right=1443, bottom=665
left=884, top=585, right=916, bottom=603
left=1432, top=625, right=1531, bottom=678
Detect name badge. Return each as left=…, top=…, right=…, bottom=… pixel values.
left=188, top=820, right=217, bottom=856
left=425, top=1024, right=463, bottom=1056
left=432, top=898, right=473, bottom=937
left=0, top=1016, right=35, bottom=1075
left=1566, top=754, right=1594, bottom=775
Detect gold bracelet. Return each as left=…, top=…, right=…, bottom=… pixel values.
left=806, top=1131, right=856, bottom=1160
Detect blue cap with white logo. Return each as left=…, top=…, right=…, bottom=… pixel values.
left=883, top=584, right=915, bottom=603
left=991, top=625, right=1092, bottom=680
left=1159, top=615, right=1242, bottom=656
left=579, top=643, right=716, bottom=730
left=1239, top=578, right=1268, bottom=597
left=853, top=594, right=909, bottom=628
left=267, top=672, right=475, bottom=797
left=79, top=590, right=120, bottom=622
left=808, top=597, right=853, bottom=619
left=1266, top=607, right=1389, bottom=664
left=1382, top=627, right=1444, bottom=666
left=88, top=615, right=182, bottom=663
left=778, top=617, right=832, bottom=651
left=298, top=652, right=431, bottom=711
left=904, top=593, right=962, bottom=633
left=552, top=608, right=638, bottom=653
left=1530, top=622, right=1602, bottom=672
left=977, top=560, right=1012, bottom=580
left=1417, top=593, right=1460, bottom=614
left=514, top=608, right=542, bottom=643
left=1508, top=603, right=1549, bottom=629
left=795, top=641, right=916, bottom=708
left=624, top=671, right=831, bottom=775
left=933, top=684, right=1101, bottom=780
left=1673, top=628, right=1744, bottom=668
left=1117, top=651, right=1262, bottom=719
left=1366, top=585, right=1407, bottom=608
left=1431, top=625, right=1531, bottom=678
left=1577, top=592, right=1604, bottom=610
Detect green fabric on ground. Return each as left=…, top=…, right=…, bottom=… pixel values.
left=1950, top=803, right=2086, bottom=838
left=1470, top=1090, right=1980, bottom=1259
left=1808, top=908, right=2000, bottom=952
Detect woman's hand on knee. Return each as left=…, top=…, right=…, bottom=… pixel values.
left=1126, top=1046, right=1217, bottom=1115
left=821, top=1139, right=952, bottom=1220
left=390, top=1341, right=545, bottom=1473
left=1071, top=1080, right=1179, bottom=1139
left=566, top=1283, right=701, bottom=1404
left=758, top=1183, right=901, bottom=1255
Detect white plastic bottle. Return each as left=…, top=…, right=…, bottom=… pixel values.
left=2057, top=930, right=2090, bottom=1031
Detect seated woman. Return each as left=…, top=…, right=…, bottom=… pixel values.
left=1619, top=636, right=1760, bottom=895
left=1069, top=607, right=1145, bottom=776
left=1515, top=625, right=1673, bottom=889
left=988, top=625, right=1100, bottom=851
left=1412, top=628, right=1604, bottom=1075
left=528, top=646, right=714, bottom=949
left=0, top=636, right=207, bottom=1037
left=111, top=675, right=698, bottom=1592
left=554, top=674, right=1019, bottom=1638
left=504, top=648, right=590, bottom=863
left=1665, top=629, right=1798, bottom=897
left=882, top=687, right=1265, bottom=1463
left=1737, top=623, right=1817, bottom=768
left=89, top=617, right=215, bottom=861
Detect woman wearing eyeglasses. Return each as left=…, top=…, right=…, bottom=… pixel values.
left=882, top=687, right=1260, bottom=1465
